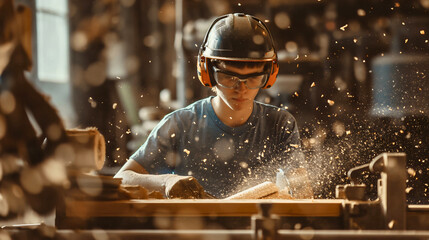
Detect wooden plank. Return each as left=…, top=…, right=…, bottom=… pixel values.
left=64, top=199, right=342, bottom=218
left=408, top=205, right=429, bottom=212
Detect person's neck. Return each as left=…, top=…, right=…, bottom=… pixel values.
left=211, top=96, right=253, bottom=127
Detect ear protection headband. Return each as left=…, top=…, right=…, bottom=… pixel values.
left=197, top=14, right=279, bottom=89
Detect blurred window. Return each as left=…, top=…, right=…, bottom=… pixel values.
left=36, top=0, right=69, bottom=83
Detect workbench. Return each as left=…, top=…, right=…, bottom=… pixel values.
left=56, top=199, right=343, bottom=229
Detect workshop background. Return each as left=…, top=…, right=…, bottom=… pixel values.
left=5, top=0, right=429, bottom=218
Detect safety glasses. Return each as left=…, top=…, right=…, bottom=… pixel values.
left=212, top=66, right=269, bottom=89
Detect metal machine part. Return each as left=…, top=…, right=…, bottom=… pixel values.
left=336, top=153, right=407, bottom=230
left=251, top=203, right=279, bottom=240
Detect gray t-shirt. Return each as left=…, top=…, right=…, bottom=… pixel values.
left=132, top=96, right=305, bottom=198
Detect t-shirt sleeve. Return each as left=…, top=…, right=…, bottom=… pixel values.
left=130, top=113, right=181, bottom=174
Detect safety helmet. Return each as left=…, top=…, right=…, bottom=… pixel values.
left=197, top=13, right=279, bottom=89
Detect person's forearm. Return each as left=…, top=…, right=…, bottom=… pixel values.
left=114, top=170, right=173, bottom=193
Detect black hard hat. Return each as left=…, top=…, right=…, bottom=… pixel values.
left=201, top=13, right=276, bottom=61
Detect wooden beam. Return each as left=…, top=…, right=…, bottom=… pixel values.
left=64, top=199, right=342, bottom=218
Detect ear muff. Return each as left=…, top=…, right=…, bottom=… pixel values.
left=197, top=15, right=224, bottom=88
left=262, top=60, right=279, bottom=89
left=197, top=55, right=213, bottom=87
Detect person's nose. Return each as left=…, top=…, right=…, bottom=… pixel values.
left=234, top=79, right=248, bottom=91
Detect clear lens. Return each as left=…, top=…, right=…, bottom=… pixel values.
left=213, top=70, right=268, bottom=89
left=246, top=75, right=267, bottom=88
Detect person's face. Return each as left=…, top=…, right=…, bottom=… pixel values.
left=214, top=64, right=265, bottom=112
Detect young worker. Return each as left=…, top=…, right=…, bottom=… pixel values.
left=115, top=13, right=312, bottom=199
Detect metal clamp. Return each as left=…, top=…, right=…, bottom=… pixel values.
left=252, top=203, right=279, bottom=240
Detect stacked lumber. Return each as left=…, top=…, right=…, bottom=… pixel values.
left=66, top=172, right=122, bottom=200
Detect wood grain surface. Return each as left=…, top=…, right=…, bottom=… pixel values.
left=64, top=199, right=343, bottom=217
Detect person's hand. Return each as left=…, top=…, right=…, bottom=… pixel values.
left=164, top=175, right=205, bottom=199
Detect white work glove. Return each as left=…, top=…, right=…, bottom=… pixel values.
left=164, top=175, right=206, bottom=199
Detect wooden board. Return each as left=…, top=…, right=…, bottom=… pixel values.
left=64, top=199, right=343, bottom=218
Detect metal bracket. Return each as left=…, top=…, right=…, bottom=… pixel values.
left=252, top=203, right=279, bottom=240
left=372, top=153, right=407, bottom=230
